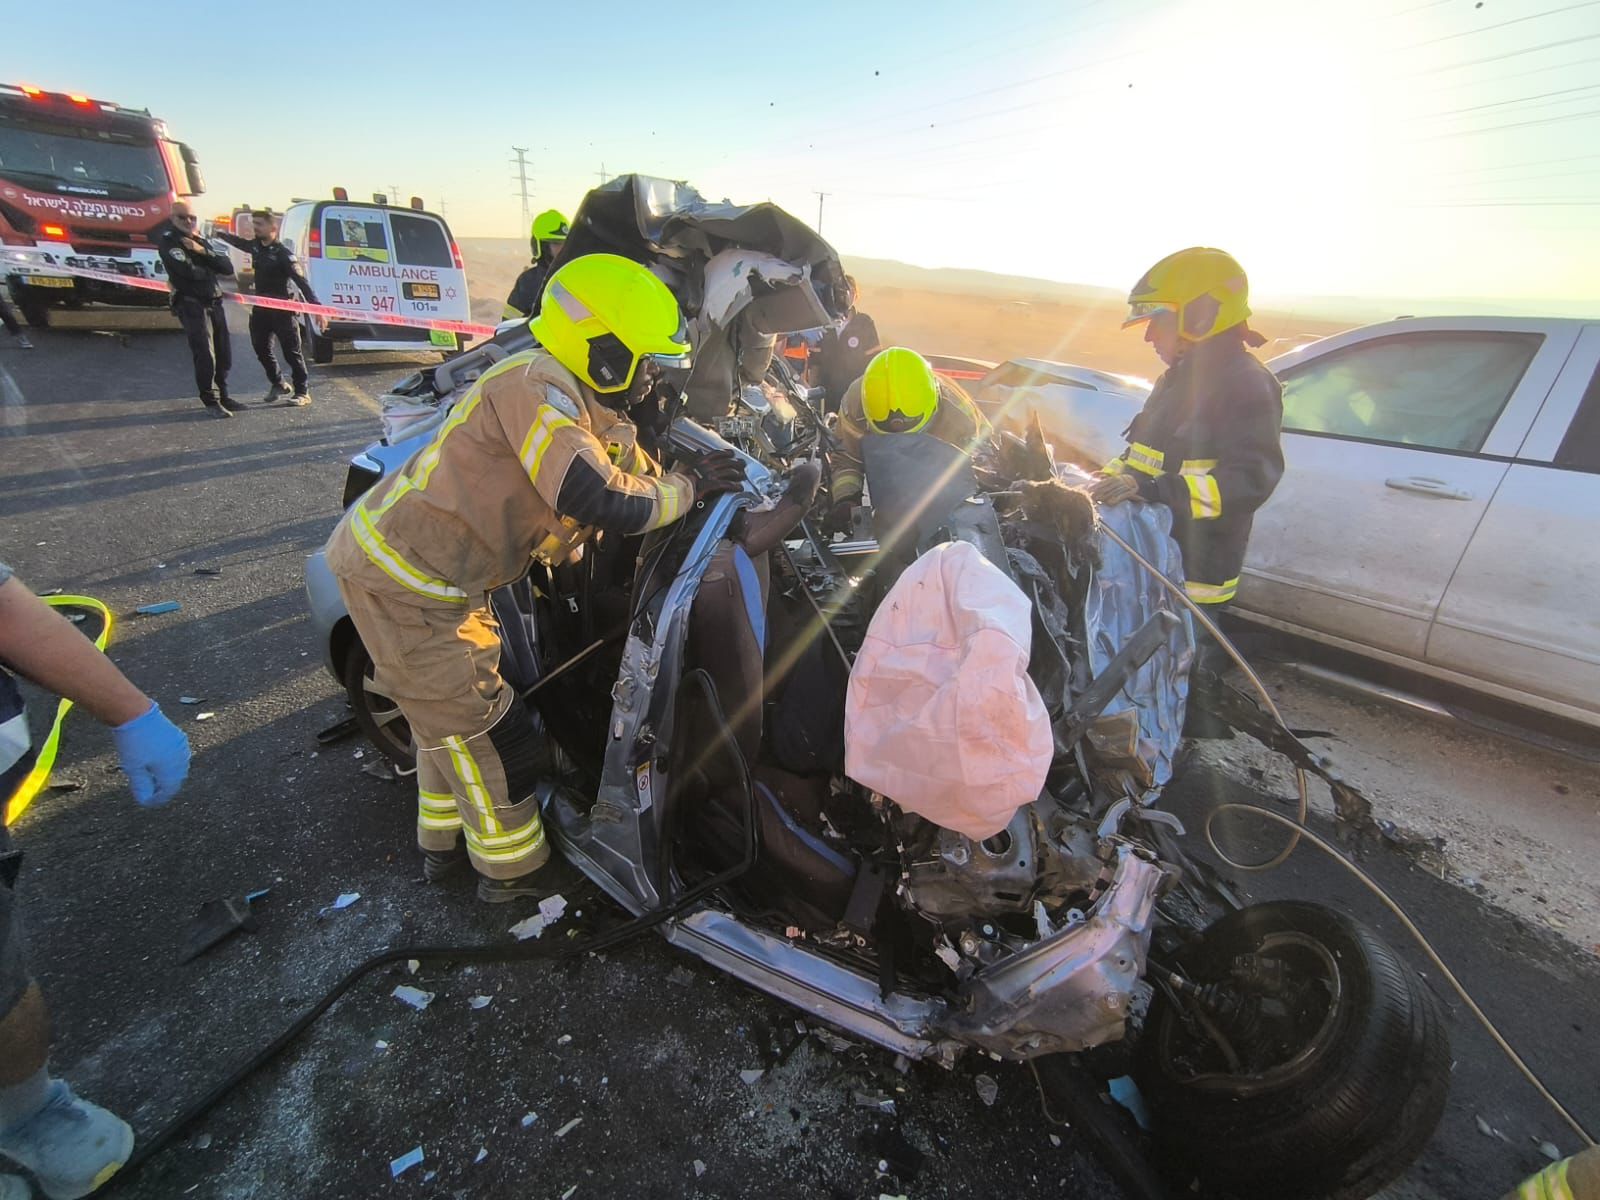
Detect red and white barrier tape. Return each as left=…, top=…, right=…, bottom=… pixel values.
left=6, top=259, right=499, bottom=339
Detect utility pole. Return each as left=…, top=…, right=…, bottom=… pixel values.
left=814, top=191, right=829, bottom=235
left=387, top=183, right=400, bottom=206
left=596, top=163, right=609, bottom=186
left=511, top=146, right=533, bottom=229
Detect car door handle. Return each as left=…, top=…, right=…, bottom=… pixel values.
left=1384, top=475, right=1474, bottom=501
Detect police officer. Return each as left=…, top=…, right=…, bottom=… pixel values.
left=215, top=210, right=318, bottom=406
left=502, top=209, right=570, bottom=320
left=815, top=276, right=880, bottom=413
left=157, top=201, right=242, bottom=417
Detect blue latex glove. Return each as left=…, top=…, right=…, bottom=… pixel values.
left=111, top=703, right=191, bottom=807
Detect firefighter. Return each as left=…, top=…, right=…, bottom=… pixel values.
left=157, top=201, right=243, bottom=416
left=502, top=209, right=571, bottom=320
left=325, top=254, right=745, bottom=902
left=214, top=209, right=318, bottom=406
left=1090, top=247, right=1284, bottom=610
left=830, top=347, right=990, bottom=528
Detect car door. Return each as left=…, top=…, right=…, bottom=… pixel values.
left=1426, top=326, right=1600, bottom=719
left=1239, top=323, right=1574, bottom=660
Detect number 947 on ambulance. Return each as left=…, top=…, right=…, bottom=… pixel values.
left=277, top=192, right=471, bottom=364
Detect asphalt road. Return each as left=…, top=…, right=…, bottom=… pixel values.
left=1, top=319, right=1595, bottom=1200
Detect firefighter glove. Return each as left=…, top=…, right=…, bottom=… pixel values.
left=1087, top=472, right=1140, bottom=506
left=688, top=449, right=747, bottom=501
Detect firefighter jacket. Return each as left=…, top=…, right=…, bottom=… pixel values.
left=156, top=224, right=235, bottom=303
left=833, top=375, right=991, bottom=502
left=325, top=351, right=695, bottom=604
left=1103, top=333, right=1284, bottom=604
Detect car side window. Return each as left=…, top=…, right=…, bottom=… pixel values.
left=1278, top=332, right=1542, bottom=453
left=1555, top=361, right=1600, bottom=472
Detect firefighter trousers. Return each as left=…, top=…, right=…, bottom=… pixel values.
left=335, top=579, right=554, bottom=880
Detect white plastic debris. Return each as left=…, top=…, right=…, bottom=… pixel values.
left=469, top=995, right=493, bottom=1010
left=520, top=1112, right=538, bottom=1129
left=693, top=1160, right=707, bottom=1177
left=392, top=985, right=434, bottom=1011
left=739, top=1069, right=765, bottom=1085
left=853, top=1090, right=896, bottom=1114
left=179, top=696, right=201, bottom=705
left=561, top=1187, right=577, bottom=1200
left=196, top=712, right=215, bottom=721
left=540, top=893, right=568, bottom=922
left=329, top=892, right=360, bottom=910
left=194, top=1133, right=212, bottom=1150
left=1540, top=1141, right=1562, bottom=1161
left=375, top=1040, right=389, bottom=1051
left=1475, top=1114, right=1510, bottom=1143
left=666, top=965, right=695, bottom=987
left=1049, top=1133, right=1062, bottom=1147
left=509, top=914, right=547, bottom=941
left=556, top=1034, right=572, bottom=1045
left=554, top=1117, right=583, bottom=1139
left=389, top=1146, right=423, bottom=1178
left=474, top=1147, right=489, bottom=1164
left=934, top=942, right=962, bottom=973
left=975, top=1074, right=999, bottom=1107
left=812, top=1028, right=854, bottom=1055
left=406, top=960, right=420, bottom=975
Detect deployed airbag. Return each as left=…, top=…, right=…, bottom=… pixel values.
left=844, top=541, right=1052, bottom=839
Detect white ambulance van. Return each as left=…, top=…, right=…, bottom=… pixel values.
left=278, top=191, right=471, bottom=362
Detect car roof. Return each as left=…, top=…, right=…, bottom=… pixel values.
left=990, top=358, right=1153, bottom=395
left=282, top=199, right=453, bottom=228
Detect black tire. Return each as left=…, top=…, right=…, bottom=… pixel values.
left=14, top=283, right=51, bottom=328
left=1135, top=900, right=1450, bottom=1200
left=340, top=641, right=416, bottom=772
left=308, top=319, right=334, bottom=364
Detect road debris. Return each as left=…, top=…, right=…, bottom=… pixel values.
left=388, top=1146, right=423, bottom=1178
left=193, top=1133, right=212, bottom=1150
left=474, top=1147, right=489, bottom=1164
left=694, top=1160, right=707, bottom=1177
left=975, top=1074, right=998, bottom=1107
left=361, top=760, right=397, bottom=782
left=666, top=965, right=695, bottom=986
left=521, top=1112, right=538, bottom=1129
left=1476, top=1114, right=1511, bottom=1143
left=508, top=893, right=569, bottom=940
left=1538, top=1140, right=1562, bottom=1161
left=554, top=1118, right=583, bottom=1139
left=561, top=1187, right=577, bottom=1200
left=468, top=995, right=493, bottom=1010
left=812, top=1028, right=855, bottom=1055
left=739, top=1069, right=765, bottom=1085
left=46, top=775, right=84, bottom=792
left=135, top=601, right=181, bottom=615
left=179, top=893, right=267, bottom=962
left=317, top=892, right=360, bottom=918
left=193, top=567, right=223, bottom=576
left=853, top=1090, right=896, bottom=1114
left=392, top=985, right=434, bottom=1011
left=556, top=1034, right=572, bottom=1045
left=375, top=1041, right=389, bottom=1051
left=195, top=712, right=215, bottom=721
left=178, top=696, right=201, bottom=705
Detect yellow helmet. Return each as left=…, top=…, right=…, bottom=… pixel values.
left=1123, top=247, right=1251, bottom=343
left=530, top=254, right=690, bottom=394
left=862, top=348, right=940, bottom=434
left=531, top=209, right=570, bottom=258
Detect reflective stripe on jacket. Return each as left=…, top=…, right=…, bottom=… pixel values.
left=1104, top=333, right=1283, bottom=604
left=325, top=351, right=693, bottom=601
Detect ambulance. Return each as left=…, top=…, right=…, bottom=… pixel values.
left=277, top=190, right=471, bottom=362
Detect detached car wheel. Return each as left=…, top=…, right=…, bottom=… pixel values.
left=341, top=641, right=416, bottom=773
left=1136, top=900, right=1449, bottom=1200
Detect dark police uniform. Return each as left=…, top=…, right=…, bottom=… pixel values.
left=156, top=224, right=235, bottom=407
left=217, top=232, right=318, bottom=396
left=816, top=310, right=880, bottom=414
left=503, top=253, right=559, bottom=321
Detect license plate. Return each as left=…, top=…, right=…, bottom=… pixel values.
left=27, top=275, right=74, bottom=289
left=403, top=282, right=441, bottom=300
left=428, top=329, right=455, bottom=349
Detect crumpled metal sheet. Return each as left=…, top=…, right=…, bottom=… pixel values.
left=1062, top=467, right=1194, bottom=794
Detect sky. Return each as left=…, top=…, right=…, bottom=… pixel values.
left=7, top=0, right=1599, bottom=308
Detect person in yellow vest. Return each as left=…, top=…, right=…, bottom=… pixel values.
left=830, top=347, right=990, bottom=528
left=1091, top=247, right=1284, bottom=610
left=326, top=254, right=745, bottom=902
left=1502, top=1146, right=1600, bottom=1199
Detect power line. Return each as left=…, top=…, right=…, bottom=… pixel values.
left=1398, top=0, right=1600, bottom=51
left=1411, top=105, right=1600, bottom=140
left=1415, top=30, right=1600, bottom=75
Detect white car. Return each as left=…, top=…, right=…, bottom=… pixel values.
left=969, top=358, right=1153, bottom=470
left=983, top=318, right=1600, bottom=729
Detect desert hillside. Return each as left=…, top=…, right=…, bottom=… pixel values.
left=458, top=239, right=1349, bottom=378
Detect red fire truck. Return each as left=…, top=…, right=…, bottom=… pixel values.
left=0, top=83, right=205, bottom=325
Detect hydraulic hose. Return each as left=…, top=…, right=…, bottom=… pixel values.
left=1095, top=519, right=1596, bottom=1148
